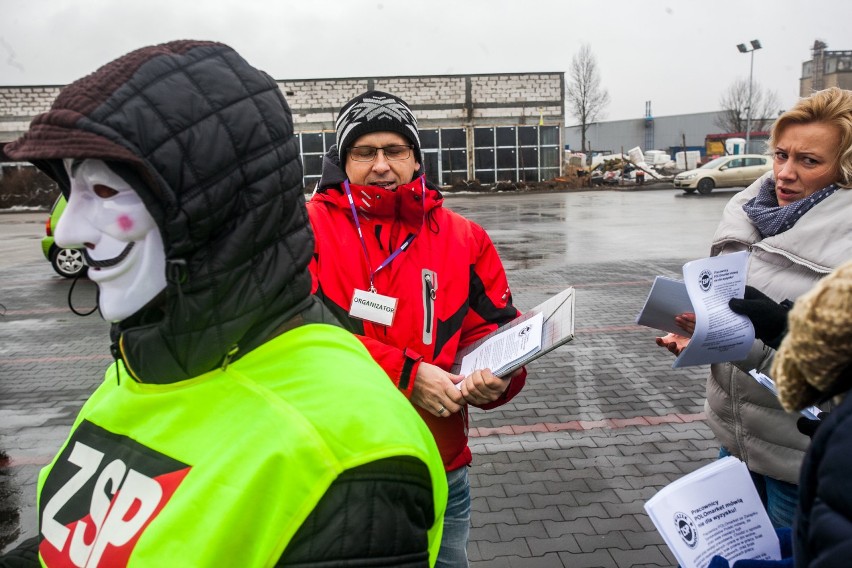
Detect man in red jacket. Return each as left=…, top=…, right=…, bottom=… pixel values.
left=307, top=91, right=526, bottom=567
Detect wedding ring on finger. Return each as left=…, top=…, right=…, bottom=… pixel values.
left=437, top=405, right=447, bottom=415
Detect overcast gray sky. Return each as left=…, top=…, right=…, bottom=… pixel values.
left=1, top=0, right=849, bottom=123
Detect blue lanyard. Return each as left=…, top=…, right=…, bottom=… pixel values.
left=343, top=176, right=426, bottom=293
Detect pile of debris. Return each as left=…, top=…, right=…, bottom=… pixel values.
left=565, top=145, right=692, bottom=187
left=445, top=176, right=586, bottom=194
left=0, top=165, right=60, bottom=209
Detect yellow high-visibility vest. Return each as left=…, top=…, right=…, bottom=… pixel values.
left=36, top=323, right=446, bottom=567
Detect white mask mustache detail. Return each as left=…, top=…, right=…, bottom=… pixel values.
left=56, top=159, right=167, bottom=322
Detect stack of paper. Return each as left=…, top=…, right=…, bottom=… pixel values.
left=451, top=287, right=575, bottom=378
left=644, top=456, right=780, bottom=568
left=636, top=251, right=755, bottom=368
left=459, top=312, right=544, bottom=377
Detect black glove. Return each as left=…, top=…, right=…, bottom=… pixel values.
left=797, top=412, right=829, bottom=438
left=729, top=286, right=792, bottom=349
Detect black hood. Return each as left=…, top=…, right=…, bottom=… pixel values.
left=7, top=41, right=315, bottom=383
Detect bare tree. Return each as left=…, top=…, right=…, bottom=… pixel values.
left=715, top=78, right=781, bottom=133
left=566, top=44, right=610, bottom=155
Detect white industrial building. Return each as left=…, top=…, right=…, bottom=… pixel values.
left=1, top=72, right=565, bottom=189
left=563, top=110, right=728, bottom=159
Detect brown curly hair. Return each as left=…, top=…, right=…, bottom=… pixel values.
left=773, top=260, right=852, bottom=411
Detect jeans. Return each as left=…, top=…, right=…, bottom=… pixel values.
left=719, top=447, right=798, bottom=529
left=436, top=466, right=471, bottom=568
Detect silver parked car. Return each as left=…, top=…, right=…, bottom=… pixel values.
left=674, top=154, right=772, bottom=194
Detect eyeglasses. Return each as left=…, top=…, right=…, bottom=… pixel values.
left=348, top=145, right=413, bottom=162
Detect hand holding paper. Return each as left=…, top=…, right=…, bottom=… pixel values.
left=656, top=331, right=691, bottom=355
left=655, top=313, right=696, bottom=355
left=459, top=368, right=511, bottom=405
left=728, top=286, right=791, bottom=350
left=675, top=313, right=696, bottom=335
left=644, top=457, right=781, bottom=568
left=411, top=362, right=466, bottom=418
left=637, top=252, right=755, bottom=367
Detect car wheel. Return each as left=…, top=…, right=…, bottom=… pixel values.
left=697, top=178, right=715, bottom=195
left=683, top=187, right=697, bottom=194
left=50, top=247, right=87, bottom=278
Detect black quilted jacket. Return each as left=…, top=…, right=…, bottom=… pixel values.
left=3, top=41, right=434, bottom=567
left=8, top=40, right=313, bottom=384
left=794, top=366, right=852, bottom=568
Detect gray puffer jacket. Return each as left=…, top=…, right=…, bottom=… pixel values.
left=705, top=172, right=852, bottom=484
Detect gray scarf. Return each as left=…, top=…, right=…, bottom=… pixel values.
left=743, top=176, right=838, bottom=237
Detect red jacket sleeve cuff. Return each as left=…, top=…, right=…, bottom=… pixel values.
left=399, top=348, right=423, bottom=399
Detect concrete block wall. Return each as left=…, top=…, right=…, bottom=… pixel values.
left=0, top=120, right=32, bottom=139
left=0, top=86, right=61, bottom=118
left=418, top=108, right=469, bottom=121
left=374, top=76, right=467, bottom=105
left=471, top=74, right=562, bottom=104
left=1, top=72, right=564, bottom=142
left=280, top=79, right=369, bottom=110
left=0, top=87, right=63, bottom=144
left=474, top=104, right=562, bottom=120
left=276, top=72, right=563, bottom=131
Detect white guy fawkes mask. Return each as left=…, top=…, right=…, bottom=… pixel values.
left=56, top=159, right=167, bottom=322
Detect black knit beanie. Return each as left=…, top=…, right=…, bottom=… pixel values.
left=335, top=91, right=421, bottom=164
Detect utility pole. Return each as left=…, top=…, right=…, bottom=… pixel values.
left=737, top=40, right=762, bottom=154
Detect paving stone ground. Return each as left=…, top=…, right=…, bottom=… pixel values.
left=0, top=192, right=729, bottom=566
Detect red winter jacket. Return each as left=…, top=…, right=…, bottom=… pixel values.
left=307, top=173, right=526, bottom=471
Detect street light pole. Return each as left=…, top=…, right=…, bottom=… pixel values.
left=737, top=40, right=762, bottom=154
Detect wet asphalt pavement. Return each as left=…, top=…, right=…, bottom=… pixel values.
left=1, top=186, right=740, bottom=566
